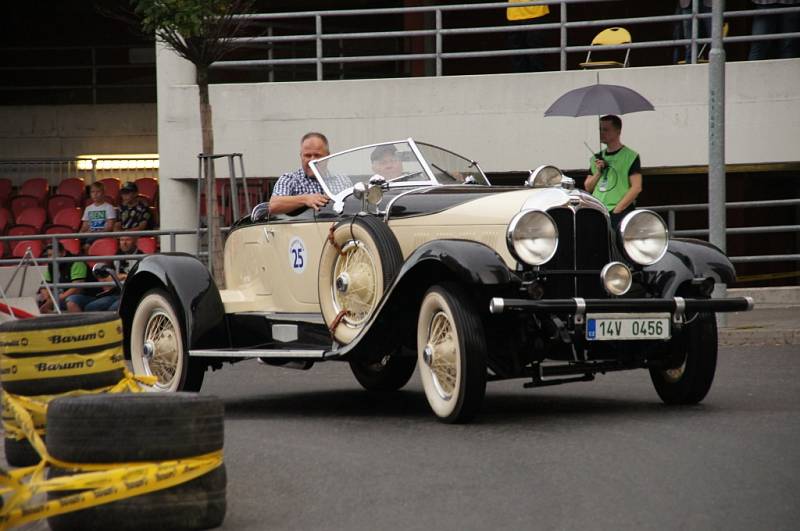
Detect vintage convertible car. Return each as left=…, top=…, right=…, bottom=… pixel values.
left=119, top=139, right=753, bottom=423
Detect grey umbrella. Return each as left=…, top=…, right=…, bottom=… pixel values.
left=544, top=83, right=654, bottom=117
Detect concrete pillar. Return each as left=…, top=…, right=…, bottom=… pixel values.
left=156, top=40, right=200, bottom=253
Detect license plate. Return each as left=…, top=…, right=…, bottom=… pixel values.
left=586, top=313, right=671, bottom=341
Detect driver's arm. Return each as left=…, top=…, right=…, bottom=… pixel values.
left=269, top=193, right=328, bottom=215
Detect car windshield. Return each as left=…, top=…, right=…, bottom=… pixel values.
left=309, top=139, right=489, bottom=201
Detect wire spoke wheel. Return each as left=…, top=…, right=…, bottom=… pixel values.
left=131, top=289, right=204, bottom=392
left=417, top=283, right=487, bottom=423
left=332, top=241, right=378, bottom=326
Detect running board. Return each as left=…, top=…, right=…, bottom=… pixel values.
left=189, top=349, right=326, bottom=359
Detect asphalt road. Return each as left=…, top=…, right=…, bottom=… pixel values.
left=199, top=344, right=800, bottom=531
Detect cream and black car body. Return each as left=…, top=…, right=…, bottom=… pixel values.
left=119, top=139, right=753, bottom=423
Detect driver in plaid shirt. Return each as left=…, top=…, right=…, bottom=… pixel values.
left=270, top=132, right=334, bottom=215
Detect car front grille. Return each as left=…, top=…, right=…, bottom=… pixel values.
left=543, top=207, right=611, bottom=298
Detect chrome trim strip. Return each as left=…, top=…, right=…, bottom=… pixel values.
left=190, top=349, right=326, bottom=359
left=236, top=311, right=326, bottom=324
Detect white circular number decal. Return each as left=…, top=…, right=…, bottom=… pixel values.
left=288, top=237, right=306, bottom=273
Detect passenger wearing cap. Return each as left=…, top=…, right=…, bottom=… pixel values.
left=115, top=181, right=152, bottom=231
left=370, top=145, right=404, bottom=180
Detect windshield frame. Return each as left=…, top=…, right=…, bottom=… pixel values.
left=308, top=138, right=490, bottom=208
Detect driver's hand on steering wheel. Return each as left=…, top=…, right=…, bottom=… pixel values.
left=303, top=193, right=329, bottom=211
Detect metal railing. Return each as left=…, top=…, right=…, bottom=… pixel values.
left=649, top=198, right=800, bottom=264
left=215, top=1, right=800, bottom=78
left=0, top=44, right=156, bottom=104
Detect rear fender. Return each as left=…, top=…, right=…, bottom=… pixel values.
left=118, top=254, right=228, bottom=357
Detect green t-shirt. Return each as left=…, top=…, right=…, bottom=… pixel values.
left=589, top=145, right=640, bottom=211
left=43, top=261, right=88, bottom=283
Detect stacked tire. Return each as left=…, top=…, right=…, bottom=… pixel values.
left=0, top=313, right=126, bottom=466
left=46, top=393, right=226, bottom=531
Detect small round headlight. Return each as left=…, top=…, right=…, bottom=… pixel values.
left=619, top=210, right=668, bottom=266
left=601, top=261, right=632, bottom=296
left=507, top=210, right=558, bottom=265
left=525, top=165, right=563, bottom=188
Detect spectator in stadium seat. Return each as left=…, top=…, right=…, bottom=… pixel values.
left=80, top=182, right=116, bottom=234
left=115, top=181, right=152, bottom=232
left=69, top=236, right=143, bottom=312
left=506, top=0, right=550, bottom=72
left=673, top=0, right=712, bottom=64
left=269, top=132, right=331, bottom=215
left=37, top=241, right=89, bottom=313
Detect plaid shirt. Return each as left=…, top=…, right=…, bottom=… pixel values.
left=273, top=168, right=324, bottom=197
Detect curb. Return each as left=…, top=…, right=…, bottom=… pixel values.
left=719, top=327, right=800, bottom=347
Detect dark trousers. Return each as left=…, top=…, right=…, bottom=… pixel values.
left=673, top=4, right=712, bottom=64
left=610, top=204, right=635, bottom=230
left=508, top=19, right=546, bottom=72
left=749, top=5, right=800, bottom=60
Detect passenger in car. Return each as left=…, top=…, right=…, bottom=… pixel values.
left=370, top=144, right=404, bottom=180
left=269, top=132, right=331, bottom=215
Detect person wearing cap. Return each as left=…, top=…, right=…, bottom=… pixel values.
left=370, top=145, right=404, bottom=180
left=115, top=181, right=152, bottom=232
left=269, top=132, right=332, bottom=215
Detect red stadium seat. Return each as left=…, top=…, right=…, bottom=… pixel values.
left=47, top=195, right=78, bottom=221
left=7, top=225, right=36, bottom=237
left=12, top=240, right=43, bottom=258
left=59, top=238, right=81, bottom=256
left=97, top=178, right=121, bottom=205
left=45, top=225, right=72, bottom=235
left=87, top=237, right=118, bottom=268
left=19, top=178, right=49, bottom=204
left=51, top=207, right=82, bottom=232
left=0, top=178, right=13, bottom=208
left=137, top=236, right=158, bottom=254
left=134, top=178, right=158, bottom=204
left=57, top=178, right=86, bottom=203
left=11, top=207, right=47, bottom=232
left=0, top=207, right=12, bottom=234
left=10, top=195, right=40, bottom=218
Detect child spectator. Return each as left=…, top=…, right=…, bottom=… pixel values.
left=115, top=182, right=152, bottom=231
left=80, top=182, right=116, bottom=234
left=37, top=241, right=90, bottom=313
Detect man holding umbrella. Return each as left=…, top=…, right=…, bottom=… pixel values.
left=585, top=115, right=642, bottom=228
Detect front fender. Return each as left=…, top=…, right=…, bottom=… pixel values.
left=645, top=238, right=737, bottom=298
left=119, top=254, right=227, bottom=357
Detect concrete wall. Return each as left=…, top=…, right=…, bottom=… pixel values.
left=159, top=57, right=800, bottom=180
left=0, top=104, right=157, bottom=159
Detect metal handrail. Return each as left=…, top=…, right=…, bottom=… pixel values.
left=215, top=2, right=800, bottom=77
left=648, top=198, right=800, bottom=264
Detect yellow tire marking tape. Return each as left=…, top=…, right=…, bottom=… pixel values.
left=1, top=346, right=125, bottom=382
left=0, top=319, right=122, bottom=354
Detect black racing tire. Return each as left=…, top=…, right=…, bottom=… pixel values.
left=47, top=464, right=226, bottom=531
left=0, top=312, right=125, bottom=396
left=3, top=436, right=42, bottom=467
left=649, top=312, right=718, bottom=405
left=46, top=393, right=224, bottom=463
left=319, top=216, right=403, bottom=344
left=130, top=289, right=205, bottom=392
left=349, top=347, right=417, bottom=392
left=416, top=283, right=487, bottom=423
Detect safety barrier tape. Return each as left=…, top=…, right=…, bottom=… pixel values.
left=0, top=319, right=122, bottom=354
left=0, top=371, right=223, bottom=530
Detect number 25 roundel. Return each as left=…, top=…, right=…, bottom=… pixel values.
left=288, top=237, right=306, bottom=273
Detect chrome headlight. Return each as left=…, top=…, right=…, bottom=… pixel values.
left=525, top=165, right=563, bottom=188
left=619, top=210, right=668, bottom=265
left=600, top=262, right=632, bottom=296
left=507, top=210, right=558, bottom=265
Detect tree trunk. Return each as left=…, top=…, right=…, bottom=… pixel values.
left=197, top=65, right=226, bottom=289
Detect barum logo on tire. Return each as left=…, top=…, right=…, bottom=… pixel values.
left=47, top=332, right=97, bottom=344
left=35, top=361, right=85, bottom=372
left=0, top=365, right=18, bottom=376
left=98, top=329, right=105, bottom=338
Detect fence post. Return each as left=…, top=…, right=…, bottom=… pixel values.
left=315, top=15, right=323, bottom=81
left=709, top=1, right=727, bottom=325
left=690, top=0, right=699, bottom=64
left=435, top=9, right=442, bottom=76
left=560, top=2, right=567, bottom=71
left=50, top=235, right=60, bottom=308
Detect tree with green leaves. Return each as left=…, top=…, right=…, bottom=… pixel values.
left=132, top=0, right=253, bottom=288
